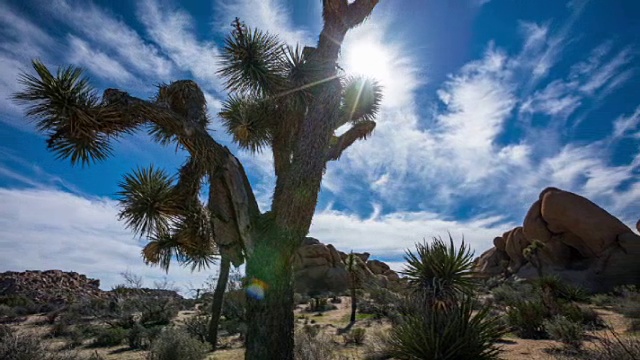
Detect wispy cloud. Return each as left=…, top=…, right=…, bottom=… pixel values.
left=49, top=0, right=175, bottom=80
left=214, top=0, right=313, bottom=46
left=136, top=0, right=223, bottom=91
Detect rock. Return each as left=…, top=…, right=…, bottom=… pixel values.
left=294, top=237, right=401, bottom=294
left=504, top=227, right=530, bottom=273
left=0, top=270, right=106, bottom=305
left=475, top=187, right=640, bottom=292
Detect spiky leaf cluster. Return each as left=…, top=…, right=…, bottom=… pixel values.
left=118, top=165, right=217, bottom=272
left=12, top=60, right=111, bottom=166
left=402, top=235, right=476, bottom=303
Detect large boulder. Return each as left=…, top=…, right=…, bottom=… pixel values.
left=293, top=237, right=400, bottom=294
left=475, top=187, right=640, bottom=291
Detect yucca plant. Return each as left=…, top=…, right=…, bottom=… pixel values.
left=13, top=1, right=383, bottom=358
left=388, top=296, right=505, bottom=360
left=401, top=235, right=475, bottom=306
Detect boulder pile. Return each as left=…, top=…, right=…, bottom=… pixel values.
left=475, top=187, right=640, bottom=291
left=293, top=237, right=401, bottom=294
left=0, top=270, right=105, bottom=305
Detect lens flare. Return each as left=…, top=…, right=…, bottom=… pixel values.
left=246, top=278, right=268, bottom=300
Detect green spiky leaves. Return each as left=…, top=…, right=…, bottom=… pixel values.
left=13, top=60, right=111, bottom=166
left=218, top=18, right=287, bottom=96
left=341, top=76, right=382, bottom=124
left=220, top=95, right=273, bottom=152
left=119, top=165, right=217, bottom=273
left=117, top=166, right=180, bottom=237
left=402, top=235, right=476, bottom=302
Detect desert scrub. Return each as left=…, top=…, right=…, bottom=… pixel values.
left=147, top=328, right=208, bottom=360
left=343, top=328, right=366, bottom=345
left=91, top=326, right=127, bottom=347
left=506, top=299, right=549, bottom=339
left=183, top=315, right=210, bottom=343
left=543, top=315, right=585, bottom=351
left=294, top=330, right=337, bottom=360
left=0, top=325, right=82, bottom=360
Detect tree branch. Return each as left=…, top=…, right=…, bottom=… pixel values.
left=346, top=0, right=379, bottom=28
left=102, top=89, right=260, bottom=265
left=326, top=120, right=376, bottom=161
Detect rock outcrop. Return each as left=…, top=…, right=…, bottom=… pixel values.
left=0, top=270, right=184, bottom=306
left=293, top=237, right=401, bottom=294
left=0, top=270, right=105, bottom=305
left=475, top=187, right=640, bottom=292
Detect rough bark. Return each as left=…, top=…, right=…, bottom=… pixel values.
left=350, top=282, right=357, bottom=323
left=207, top=256, right=230, bottom=350
left=245, top=234, right=295, bottom=360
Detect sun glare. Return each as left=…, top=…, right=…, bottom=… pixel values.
left=343, top=40, right=392, bottom=86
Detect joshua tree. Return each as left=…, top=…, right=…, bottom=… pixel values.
left=523, top=240, right=546, bottom=278
left=13, top=1, right=382, bottom=358
left=346, top=251, right=361, bottom=323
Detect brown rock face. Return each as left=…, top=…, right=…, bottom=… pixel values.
left=476, top=187, right=640, bottom=291
left=293, top=238, right=400, bottom=294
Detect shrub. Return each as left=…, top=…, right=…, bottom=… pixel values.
left=92, top=327, right=127, bottom=347
left=343, top=328, right=366, bottom=345
left=627, top=319, right=640, bottom=333
left=570, top=330, right=640, bottom=360
left=0, top=326, right=82, bottom=360
left=506, top=299, right=549, bottom=339
left=294, top=331, right=336, bottom=360
left=307, top=297, right=336, bottom=312
left=614, top=298, right=640, bottom=319
left=591, top=293, right=613, bottom=307
left=387, top=296, right=505, bottom=360
left=544, top=316, right=584, bottom=350
left=139, top=298, right=179, bottom=326
left=560, top=303, right=604, bottom=328
left=183, top=315, right=209, bottom=343
left=147, top=328, right=208, bottom=360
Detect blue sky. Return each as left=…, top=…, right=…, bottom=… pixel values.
left=1, top=0, right=639, bottom=293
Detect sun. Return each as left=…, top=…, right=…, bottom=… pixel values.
left=343, top=40, right=392, bottom=86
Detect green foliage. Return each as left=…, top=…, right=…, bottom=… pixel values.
left=543, top=315, right=585, bottom=350
left=591, top=293, right=613, bottom=306
left=491, top=280, right=539, bottom=306
left=13, top=60, right=109, bottom=166
left=402, top=235, right=475, bottom=301
left=117, top=166, right=177, bottom=238
left=307, top=297, right=337, bottom=312
left=560, top=303, right=604, bottom=328
left=534, top=276, right=590, bottom=303
left=128, top=323, right=163, bottom=350
left=506, top=299, right=549, bottom=339
left=147, top=328, right=209, bottom=360
left=218, top=18, right=287, bottom=96
left=341, top=76, right=382, bottom=123
left=388, top=296, right=505, bottom=360
left=92, top=327, right=127, bottom=347
left=343, top=328, right=367, bottom=345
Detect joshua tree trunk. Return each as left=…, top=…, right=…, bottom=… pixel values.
left=207, top=256, right=231, bottom=350
left=245, top=235, right=296, bottom=360
left=350, top=281, right=357, bottom=323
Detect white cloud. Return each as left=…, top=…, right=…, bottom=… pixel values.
left=48, top=0, right=174, bottom=80
left=309, top=207, right=515, bottom=260
left=137, top=0, right=223, bottom=91
left=613, top=105, right=640, bottom=139
left=214, top=0, right=313, bottom=46
left=67, top=36, right=137, bottom=86
left=0, top=188, right=215, bottom=295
